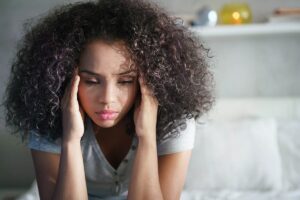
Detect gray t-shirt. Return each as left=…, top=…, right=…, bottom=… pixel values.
left=27, top=117, right=195, bottom=200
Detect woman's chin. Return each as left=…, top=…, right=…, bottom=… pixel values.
left=93, top=119, right=118, bottom=128
left=90, top=115, right=122, bottom=129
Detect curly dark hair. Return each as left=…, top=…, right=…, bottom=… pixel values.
left=2, top=0, right=215, bottom=142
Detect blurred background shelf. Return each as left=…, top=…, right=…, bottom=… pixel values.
left=190, top=23, right=300, bottom=37
left=189, top=22, right=300, bottom=98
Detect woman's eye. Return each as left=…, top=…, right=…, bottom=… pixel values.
left=84, top=80, right=99, bottom=85
left=83, top=79, right=134, bottom=86
left=118, top=80, right=133, bottom=85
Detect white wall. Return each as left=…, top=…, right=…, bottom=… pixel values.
left=1, top=0, right=300, bottom=128
left=196, top=27, right=300, bottom=97
left=153, top=0, right=300, bottom=23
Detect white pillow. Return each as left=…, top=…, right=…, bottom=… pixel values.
left=277, top=119, right=300, bottom=191
left=185, top=118, right=282, bottom=190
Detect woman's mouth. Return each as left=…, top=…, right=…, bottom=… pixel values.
left=95, top=111, right=118, bottom=120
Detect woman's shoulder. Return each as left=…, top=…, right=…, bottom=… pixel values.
left=27, top=130, right=62, bottom=154
left=27, top=117, right=90, bottom=154
left=27, top=118, right=91, bottom=154
left=157, top=117, right=196, bottom=156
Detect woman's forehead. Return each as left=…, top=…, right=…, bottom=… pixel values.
left=79, top=40, right=137, bottom=75
left=79, top=60, right=137, bottom=76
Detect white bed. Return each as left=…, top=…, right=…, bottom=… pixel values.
left=182, top=97, right=300, bottom=200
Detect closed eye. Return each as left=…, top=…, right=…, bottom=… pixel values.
left=118, top=80, right=133, bottom=84
left=84, top=80, right=99, bottom=85
left=84, top=80, right=133, bottom=85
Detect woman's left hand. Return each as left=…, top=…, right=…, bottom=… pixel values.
left=134, top=75, right=159, bottom=140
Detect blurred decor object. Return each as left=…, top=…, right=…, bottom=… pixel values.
left=268, top=7, right=300, bottom=23
left=274, top=7, right=300, bottom=15
left=219, top=3, right=252, bottom=25
left=191, top=6, right=218, bottom=26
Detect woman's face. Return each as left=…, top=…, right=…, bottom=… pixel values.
left=78, top=40, right=138, bottom=128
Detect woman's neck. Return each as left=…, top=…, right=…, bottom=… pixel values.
left=92, top=118, right=130, bottom=141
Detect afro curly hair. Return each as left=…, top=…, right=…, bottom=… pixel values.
left=2, top=0, right=215, bottom=143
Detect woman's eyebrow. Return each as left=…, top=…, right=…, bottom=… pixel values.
left=114, top=69, right=137, bottom=76
left=79, top=69, right=100, bottom=76
left=79, top=69, right=137, bottom=76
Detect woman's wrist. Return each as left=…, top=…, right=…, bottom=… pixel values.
left=62, top=133, right=82, bottom=146
left=137, top=131, right=157, bottom=145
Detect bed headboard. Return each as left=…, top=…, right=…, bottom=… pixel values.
left=203, top=97, right=300, bottom=120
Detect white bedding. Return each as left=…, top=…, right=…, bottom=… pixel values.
left=187, top=118, right=282, bottom=190
left=17, top=186, right=300, bottom=200
left=181, top=98, right=300, bottom=200
left=17, top=183, right=300, bottom=200
left=181, top=190, right=300, bottom=200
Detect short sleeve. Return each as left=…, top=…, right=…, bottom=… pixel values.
left=157, top=118, right=196, bottom=156
left=27, top=130, right=61, bottom=154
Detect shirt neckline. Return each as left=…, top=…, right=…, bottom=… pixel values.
left=86, top=117, right=138, bottom=174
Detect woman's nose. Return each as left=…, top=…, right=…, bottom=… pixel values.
left=99, top=83, right=115, bottom=104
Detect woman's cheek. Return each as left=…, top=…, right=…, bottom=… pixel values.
left=78, top=84, right=92, bottom=108
left=124, top=85, right=138, bottom=106
left=77, top=83, right=85, bottom=101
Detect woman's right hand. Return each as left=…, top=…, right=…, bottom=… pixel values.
left=61, top=69, right=85, bottom=143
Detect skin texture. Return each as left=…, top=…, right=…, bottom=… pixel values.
left=133, top=75, right=158, bottom=139
left=78, top=40, right=138, bottom=134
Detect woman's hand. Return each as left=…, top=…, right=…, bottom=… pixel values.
left=61, top=69, right=85, bottom=143
left=133, top=75, right=159, bottom=140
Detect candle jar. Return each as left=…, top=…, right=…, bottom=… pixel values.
left=219, top=3, right=252, bottom=25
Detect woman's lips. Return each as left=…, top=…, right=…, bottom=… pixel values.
left=95, top=110, right=118, bottom=120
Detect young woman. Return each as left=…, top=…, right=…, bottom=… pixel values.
left=3, top=0, right=214, bottom=199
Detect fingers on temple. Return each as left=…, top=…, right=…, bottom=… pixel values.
left=138, top=75, right=154, bottom=97
left=61, top=70, right=79, bottom=109
left=138, top=75, right=148, bottom=95
left=70, top=75, right=80, bottom=106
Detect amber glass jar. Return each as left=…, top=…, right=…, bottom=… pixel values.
left=219, top=3, right=252, bottom=25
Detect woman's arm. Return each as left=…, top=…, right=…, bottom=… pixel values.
left=128, top=75, right=192, bottom=199
left=32, top=72, right=88, bottom=200
left=158, top=150, right=192, bottom=200
left=31, top=150, right=60, bottom=200
left=127, top=134, right=163, bottom=200
left=53, top=140, right=87, bottom=200
left=31, top=140, right=88, bottom=200
left=128, top=74, right=163, bottom=199
left=127, top=135, right=192, bottom=200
